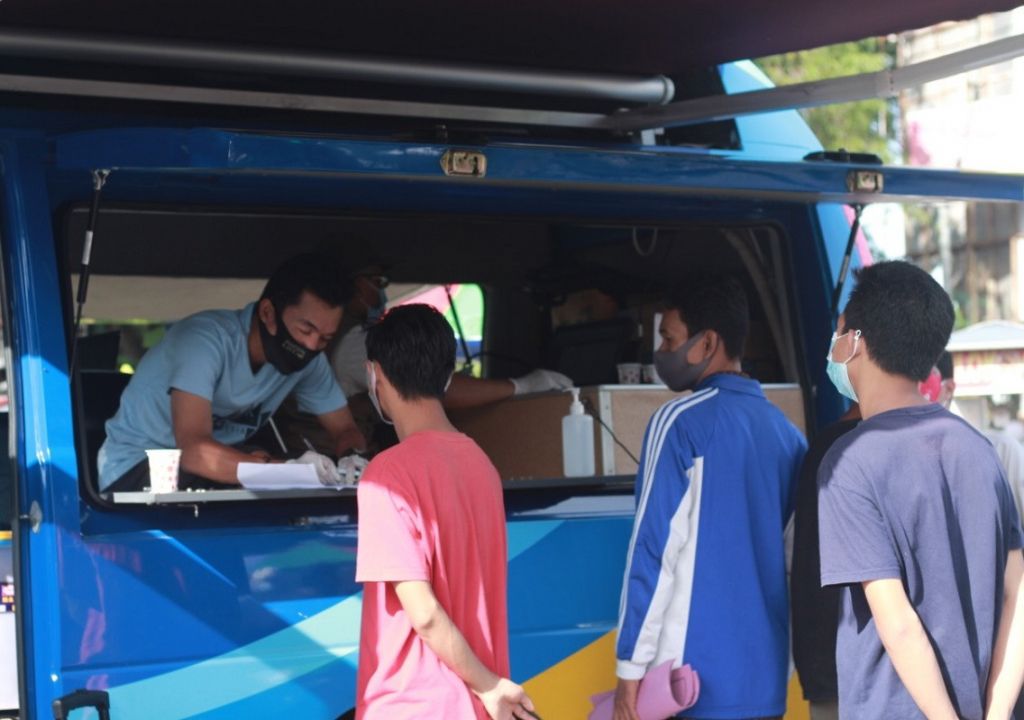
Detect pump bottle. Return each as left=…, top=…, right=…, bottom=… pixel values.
left=562, top=388, right=595, bottom=477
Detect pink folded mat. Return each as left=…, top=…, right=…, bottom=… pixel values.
left=589, top=660, right=699, bottom=720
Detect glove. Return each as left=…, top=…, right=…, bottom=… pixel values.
left=510, top=369, right=573, bottom=395
left=287, top=450, right=341, bottom=486
left=336, top=455, right=369, bottom=485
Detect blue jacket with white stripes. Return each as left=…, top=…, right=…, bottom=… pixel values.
left=616, top=372, right=807, bottom=719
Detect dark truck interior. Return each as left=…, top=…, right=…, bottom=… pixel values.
left=63, top=205, right=803, bottom=493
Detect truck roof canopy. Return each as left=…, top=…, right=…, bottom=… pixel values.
left=0, top=0, right=1017, bottom=77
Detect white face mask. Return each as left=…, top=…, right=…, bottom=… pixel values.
left=826, top=330, right=861, bottom=402
left=365, top=363, right=394, bottom=426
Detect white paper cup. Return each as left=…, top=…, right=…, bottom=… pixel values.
left=616, top=362, right=642, bottom=384
left=642, top=363, right=658, bottom=384
left=146, top=449, right=181, bottom=493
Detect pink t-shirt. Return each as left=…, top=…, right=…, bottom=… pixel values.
left=355, top=431, right=509, bottom=720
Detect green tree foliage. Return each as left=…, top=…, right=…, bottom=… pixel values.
left=755, top=39, right=897, bottom=162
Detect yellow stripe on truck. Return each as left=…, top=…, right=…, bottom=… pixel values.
left=521, top=629, right=812, bottom=720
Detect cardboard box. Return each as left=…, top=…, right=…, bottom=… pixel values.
left=450, top=383, right=805, bottom=481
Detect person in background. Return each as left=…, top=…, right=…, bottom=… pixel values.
left=275, top=267, right=571, bottom=455
left=98, top=253, right=364, bottom=491
left=354, top=304, right=533, bottom=720
left=818, top=261, right=1024, bottom=719
left=276, top=267, right=573, bottom=457
left=790, top=402, right=860, bottom=720
left=927, top=351, right=1024, bottom=528
left=612, top=275, right=806, bottom=720
left=933, top=350, right=957, bottom=409
left=333, top=269, right=571, bottom=407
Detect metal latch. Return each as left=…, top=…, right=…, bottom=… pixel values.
left=18, top=500, right=43, bottom=533
left=847, top=169, right=884, bottom=194
left=441, top=150, right=487, bottom=178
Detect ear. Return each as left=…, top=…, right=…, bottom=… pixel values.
left=258, top=298, right=277, bottom=333
left=702, top=330, right=721, bottom=360
left=370, top=360, right=392, bottom=392
left=851, top=331, right=866, bottom=360
left=376, top=364, right=403, bottom=411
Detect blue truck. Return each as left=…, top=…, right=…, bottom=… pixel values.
left=0, top=2, right=1022, bottom=718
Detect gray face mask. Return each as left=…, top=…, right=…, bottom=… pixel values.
left=654, top=331, right=710, bottom=392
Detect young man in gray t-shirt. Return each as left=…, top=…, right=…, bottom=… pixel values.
left=818, top=261, right=1024, bottom=720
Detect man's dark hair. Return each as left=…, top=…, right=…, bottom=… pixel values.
left=665, top=275, right=749, bottom=359
left=843, top=261, right=954, bottom=381
left=259, top=253, right=351, bottom=311
left=366, top=304, right=455, bottom=400
left=936, top=350, right=954, bottom=381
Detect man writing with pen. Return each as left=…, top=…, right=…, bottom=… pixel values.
left=97, top=253, right=365, bottom=492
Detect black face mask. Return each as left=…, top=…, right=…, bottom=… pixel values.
left=258, top=304, right=318, bottom=375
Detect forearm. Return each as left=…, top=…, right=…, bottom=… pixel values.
left=180, top=438, right=257, bottom=484
left=407, top=590, right=499, bottom=694
left=986, top=551, right=1024, bottom=719
left=877, top=611, right=958, bottom=719
left=332, top=425, right=367, bottom=456
left=318, top=406, right=367, bottom=455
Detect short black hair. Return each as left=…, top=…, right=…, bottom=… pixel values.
left=665, top=275, right=749, bottom=359
left=843, top=261, right=954, bottom=381
left=936, top=350, right=954, bottom=381
left=260, top=253, right=351, bottom=311
left=365, top=304, right=455, bottom=400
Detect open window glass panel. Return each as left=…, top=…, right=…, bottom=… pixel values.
left=62, top=204, right=804, bottom=493
left=444, top=222, right=807, bottom=484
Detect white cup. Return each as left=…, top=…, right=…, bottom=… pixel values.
left=146, top=449, right=181, bottom=493
left=642, top=363, right=658, bottom=384
left=616, top=362, right=642, bottom=384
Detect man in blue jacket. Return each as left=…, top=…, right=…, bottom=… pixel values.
left=612, top=275, right=806, bottom=720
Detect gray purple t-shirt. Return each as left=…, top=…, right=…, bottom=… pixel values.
left=818, top=403, right=1023, bottom=720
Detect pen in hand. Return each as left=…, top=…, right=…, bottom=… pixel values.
left=266, top=416, right=289, bottom=455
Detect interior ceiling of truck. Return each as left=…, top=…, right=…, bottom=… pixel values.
left=0, top=0, right=1017, bottom=76
left=61, top=205, right=753, bottom=294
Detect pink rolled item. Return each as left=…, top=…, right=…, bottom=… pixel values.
left=588, top=660, right=700, bottom=720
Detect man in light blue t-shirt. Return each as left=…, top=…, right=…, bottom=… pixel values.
left=98, top=254, right=365, bottom=492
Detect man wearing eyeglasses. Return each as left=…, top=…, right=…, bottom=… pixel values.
left=331, top=268, right=572, bottom=417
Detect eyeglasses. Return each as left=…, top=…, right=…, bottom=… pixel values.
left=359, top=274, right=390, bottom=289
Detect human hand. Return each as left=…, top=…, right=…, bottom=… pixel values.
left=335, top=455, right=368, bottom=485
left=247, top=449, right=272, bottom=462
left=510, top=369, right=573, bottom=395
left=611, top=678, right=640, bottom=720
left=475, top=677, right=537, bottom=720
left=287, top=450, right=340, bottom=485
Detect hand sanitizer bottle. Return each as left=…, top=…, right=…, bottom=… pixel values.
left=562, top=387, right=595, bottom=477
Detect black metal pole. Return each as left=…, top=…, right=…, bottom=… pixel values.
left=444, top=284, right=474, bottom=372
left=830, top=204, right=864, bottom=322
left=69, top=169, right=109, bottom=373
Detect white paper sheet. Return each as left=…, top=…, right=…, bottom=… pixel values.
left=236, top=462, right=326, bottom=490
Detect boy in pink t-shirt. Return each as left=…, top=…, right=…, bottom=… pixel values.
left=355, top=304, right=535, bottom=720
